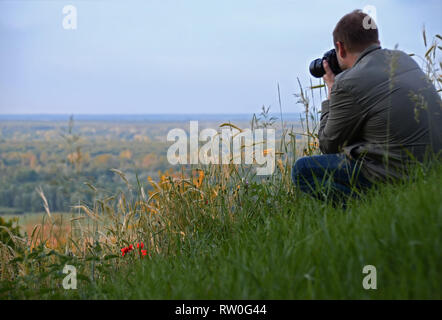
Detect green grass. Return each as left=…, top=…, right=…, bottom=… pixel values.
left=7, top=162, right=438, bottom=300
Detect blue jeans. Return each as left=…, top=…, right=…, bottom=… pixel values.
left=291, top=154, right=372, bottom=202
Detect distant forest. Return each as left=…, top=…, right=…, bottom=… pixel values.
left=0, top=115, right=301, bottom=213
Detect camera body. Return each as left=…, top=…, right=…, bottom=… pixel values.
left=309, top=49, right=342, bottom=78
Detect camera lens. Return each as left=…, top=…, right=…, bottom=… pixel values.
left=309, top=59, right=325, bottom=78
left=309, top=49, right=342, bottom=78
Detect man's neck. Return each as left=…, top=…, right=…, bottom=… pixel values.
left=344, top=43, right=382, bottom=69
left=345, top=52, right=361, bottom=70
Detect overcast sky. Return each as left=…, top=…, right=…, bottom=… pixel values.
left=0, top=0, right=441, bottom=114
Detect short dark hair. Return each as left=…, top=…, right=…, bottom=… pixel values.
left=333, top=10, right=379, bottom=53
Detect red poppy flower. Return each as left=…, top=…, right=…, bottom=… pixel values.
left=137, top=242, right=144, bottom=249
left=141, top=249, right=147, bottom=256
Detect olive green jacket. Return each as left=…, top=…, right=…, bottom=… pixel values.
left=319, top=44, right=442, bottom=182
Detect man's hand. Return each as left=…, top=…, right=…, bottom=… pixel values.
left=323, top=60, right=335, bottom=100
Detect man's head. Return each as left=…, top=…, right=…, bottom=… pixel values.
left=333, top=10, right=380, bottom=70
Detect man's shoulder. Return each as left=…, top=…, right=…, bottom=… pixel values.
left=334, top=47, right=418, bottom=93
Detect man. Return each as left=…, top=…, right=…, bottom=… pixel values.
left=292, top=10, right=442, bottom=202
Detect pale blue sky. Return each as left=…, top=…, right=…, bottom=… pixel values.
left=0, top=0, right=441, bottom=114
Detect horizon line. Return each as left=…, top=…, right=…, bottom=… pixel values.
left=0, top=112, right=300, bottom=115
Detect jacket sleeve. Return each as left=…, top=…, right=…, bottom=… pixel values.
left=318, top=86, right=363, bottom=154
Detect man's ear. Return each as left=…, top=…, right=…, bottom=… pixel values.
left=336, top=41, right=346, bottom=59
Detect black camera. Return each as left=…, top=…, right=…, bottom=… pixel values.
left=309, top=49, right=342, bottom=78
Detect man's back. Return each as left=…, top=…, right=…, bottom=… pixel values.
left=319, top=44, right=442, bottom=181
